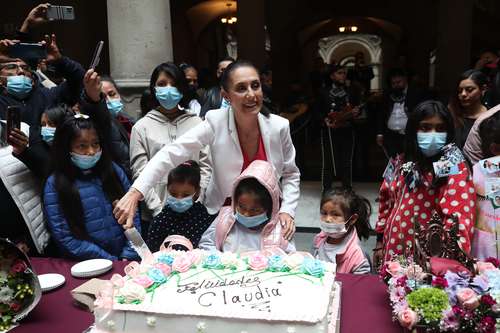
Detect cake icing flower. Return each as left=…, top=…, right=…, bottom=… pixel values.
left=203, top=253, right=222, bottom=269
left=172, top=254, right=193, bottom=273
left=220, top=252, right=239, bottom=269
left=133, top=275, right=154, bottom=288
left=248, top=253, right=269, bottom=271
left=157, top=254, right=175, bottom=266
left=119, top=280, right=147, bottom=303
left=268, top=255, right=287, bottom=272
left=284, top=253, right=304, bottom=271
left=147, top=268, right=167, bottom=284
left=302, top=258, right=325, bottom=278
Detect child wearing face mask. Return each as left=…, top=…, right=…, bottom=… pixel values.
left=471, top=111, right=500, bottom=259
left=146, top=161, right=213, bottom=251
left=313, top=188, right=372, bottom=274
left=198, top=160, right=295, bottom=253
left=43, top=114, right=140, bottom=260
left=373, top=101, right=476, bottom=269
left=40, top=104, right=73, bottom=144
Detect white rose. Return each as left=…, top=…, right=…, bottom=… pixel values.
left=221, top=252, right=239, bottom=268
left=119, top=280, right=146, bottom=303
left=284, top=253, right=304, bottom=271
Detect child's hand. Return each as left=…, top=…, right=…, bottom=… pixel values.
left=279, top=212, right=295, bottom=241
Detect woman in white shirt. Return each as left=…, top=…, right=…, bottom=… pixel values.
left=113, top=60, right=300, bottom=239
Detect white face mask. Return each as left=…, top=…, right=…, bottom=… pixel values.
left=320, top=216, right=352, bottom=239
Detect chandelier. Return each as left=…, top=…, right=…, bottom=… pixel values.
left=221, top=3, right=237, bottom=24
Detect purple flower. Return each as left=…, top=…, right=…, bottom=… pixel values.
left=445, top=271, right=471, bottom=304
left=480, top=294, right=496, bottom=307
left=440, top=308, right=459, bottom=331
left=470, top=275, right=489, bottom=295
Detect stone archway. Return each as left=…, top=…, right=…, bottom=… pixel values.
left=318, top=34, right=382, bottom=90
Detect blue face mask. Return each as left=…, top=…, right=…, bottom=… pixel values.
left=220, top=98, right=230, bottom=109
left=235, top=210, right=269, bottom=228
left=417, top=132, right=447, bottom=157
left=166, top=195, right=194, bottom=213
left=106, top=98, right=123, bottom=117
left=70, top=150, right=102, bottom=170
left=6, top=75, right=33, bottom=99
left=41, top=126, right=56, bottom=143
left=155, top=86, right=183, bottom=110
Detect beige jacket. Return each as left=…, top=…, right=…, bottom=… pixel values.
left=130, top=110, right=211, bottom=219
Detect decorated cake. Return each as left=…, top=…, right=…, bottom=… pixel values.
left=92, top=250, right=341, bottom=333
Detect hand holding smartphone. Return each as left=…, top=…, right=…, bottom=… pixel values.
left=8, top=43, right=47, bottom=62
left=89, top=41, right=104, bottom=70
left=5, top=106, right=21, bottom=143
left=46, top=5, right=75, bottom=21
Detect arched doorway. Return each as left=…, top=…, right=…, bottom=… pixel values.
left=318, top=34, right=382, bottom=91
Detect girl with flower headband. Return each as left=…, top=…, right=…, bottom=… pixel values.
left=198, top=160, right=295, bottom=253
left=146, top=160, right=213, bottom=251
left=43, top=70, right=140, bottom=260
left=374, top=100, right=476, bottom=268
left=313, top=187, right=372, bottom=274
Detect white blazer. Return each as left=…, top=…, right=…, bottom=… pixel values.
left=132, top=108, right=301, bottom=216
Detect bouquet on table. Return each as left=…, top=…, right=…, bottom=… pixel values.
left=0, top=239, right=41, bottom=332
left=381, top=256, right=500, bottom=332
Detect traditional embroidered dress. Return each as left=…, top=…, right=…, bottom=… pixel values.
left=375, top=144, right=476, bottom=263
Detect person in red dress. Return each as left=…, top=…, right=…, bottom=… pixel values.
left=373, top=101, right=476, bottom=268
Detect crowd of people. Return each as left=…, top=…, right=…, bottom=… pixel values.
left=0, top=4, right=499, bottom=275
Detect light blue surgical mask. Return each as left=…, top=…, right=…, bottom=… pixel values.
left=70, top=150, right=102, bottom=170
left=41, top=126, right=56, bottom=143
left=221, top=98, right=230, bottom=109
left=235, top=210, right=269, bottom=228
left=166, top=195, right=194, bottom=213
left=6, top=75, right=32, bottom=99
left=417, top=132, right=447, bottom=157
left=106, top=98, right=123, bottom=117
left=155, top=86, right=183, bottom=110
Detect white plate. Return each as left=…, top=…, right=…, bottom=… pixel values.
left=70, top=259, right=113, bottom=278
left=38, top=273, right=66, bottom=292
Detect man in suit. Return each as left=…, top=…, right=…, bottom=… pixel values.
left=376, top=68, right=429, bottom=157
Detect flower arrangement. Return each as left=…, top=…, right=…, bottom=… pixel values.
left=110, top=250, right=334, bottom=306
left=383, top=256, right=499, bottom=332
left=0, top=242, right=38, bottom=331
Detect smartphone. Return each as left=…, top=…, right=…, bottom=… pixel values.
left=8, top=43, right=47, bottom=61
left=6, top=106, right=21, bottom=142
left=89, top=41, right=104, bottom=70
left=46, top=5, right=75, bottom=21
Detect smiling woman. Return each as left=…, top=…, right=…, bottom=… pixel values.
left=113, top=60, right=300, bottom=241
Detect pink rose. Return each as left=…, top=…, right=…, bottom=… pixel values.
left=456, top=288, right=480, bottom=310
left=172, top=254, right=193, bottom=273
left=189, top=249, right=204, bottom=265
left=110, top=274, right=125, bottom=288
left=10, top=260, right=27, bottom=274
left=386, top=261, right=403, bottom=277
left=154, top=263, right=172, bottom=276
left=248, top=253, right=269, bottom=271
left=133, top=275, right=154, bottom=288
left=397, top=308, right=418, bottom=329
left=124, top=261, right=140, bottom=277
left=477, top=262, right=496, bottom=274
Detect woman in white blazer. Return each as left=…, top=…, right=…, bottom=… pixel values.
left=114, top=60, right=300, bottom=239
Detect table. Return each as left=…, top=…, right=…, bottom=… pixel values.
left=13, top=258, right=402, bottom=333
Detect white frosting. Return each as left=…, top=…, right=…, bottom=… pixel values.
left=93, top=251, right=340, bottom=333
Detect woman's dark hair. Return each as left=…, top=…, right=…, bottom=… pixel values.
left=179, top=63, right=196, bottom=72
left=139, top=88, right=153, bottom=118
left=479, top=111, right=500, bottom=157
left=220, top=59, right=270, bottom=117
left=43, top=104, right=73, bottom=127
left=149, top=62, right=190, bottom=109
left=449, top=69, right=488, bottom=127
left=49, top=115, right=126, bottom=239
left=404, top=100, right=455, bottom=171
left=320, top=187, right=372, bottom=240
left=167, top=160, right=201, bottom=189
left=100, top=75, right=119, bottom=92
left=234, top=178, right=273, bottom=218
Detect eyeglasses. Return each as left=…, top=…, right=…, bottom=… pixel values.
left=74, top=113, right=90, bottom=120
left=0, top=63, right=31, bottom=72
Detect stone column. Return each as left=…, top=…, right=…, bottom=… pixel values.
left=435, top=0, right=473, bottom=98
left=237, top=0, right=266, bottom=69
left=106, top=0, right=174, bottom=116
